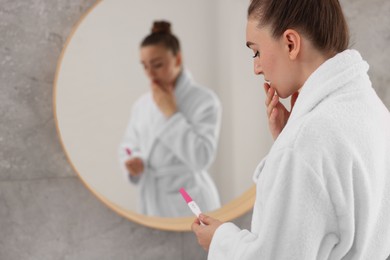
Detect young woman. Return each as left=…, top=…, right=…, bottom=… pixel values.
left=119, top=21, right=221, bottom=217
left=192, top=0, right=390, bottom=259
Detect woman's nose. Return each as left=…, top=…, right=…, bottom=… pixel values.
left=146, top=68, right=155, bottom=79
left=254, top=60, right=263, bottom=75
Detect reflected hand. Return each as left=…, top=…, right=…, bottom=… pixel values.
left=151, top=80, right=177, bottom=118
left=264, top=82, right=299, bottom=140
left=125, top=157, right=144, bottom=177
left=191, top=214, right=223, bottom=251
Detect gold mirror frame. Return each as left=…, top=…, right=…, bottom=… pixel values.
left=53, top=0, right=255, bottom=231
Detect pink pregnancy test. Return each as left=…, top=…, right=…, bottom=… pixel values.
left=179, top=188, right=204, bottom=224
left=125, top=148, right=132, bottom=156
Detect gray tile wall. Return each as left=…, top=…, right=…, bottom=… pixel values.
left=0, top=0, right=389, bottom=259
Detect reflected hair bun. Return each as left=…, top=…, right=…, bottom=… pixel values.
left=151, top=21, right=171, bottom=34
left=141, top=20, right=180, bottom=55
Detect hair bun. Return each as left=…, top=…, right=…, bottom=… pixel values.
left=151, top=21, right=171, bottom=34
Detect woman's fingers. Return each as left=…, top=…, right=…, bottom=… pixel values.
left=263, top=82, right=270, bottom=95
left=151, top=80, right=177, bottom=117
left=151, top=81, right=160, bottom=93
left=269, top=107, right=278, bottom=124
left=131, top=158, right=143, bottom=174
left=125, top=158, right=143, bottom=176
left=263, top=83, right=271, bottom=105
left=267, top=94, right=279, bottom=117
left=199, top=214, right=214, bottom=225
left=265, top=86, right=275, bottom=106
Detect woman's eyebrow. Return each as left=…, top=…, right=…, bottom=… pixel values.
left=141, top=57, right=163, bottom=65
left=150, top=57, right=163, bottom=63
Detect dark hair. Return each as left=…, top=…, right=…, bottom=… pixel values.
left=247, top=0, right=349, bottom=53
left=141, top=21, right=181, bottom=55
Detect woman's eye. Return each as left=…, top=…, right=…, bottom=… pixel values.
left=152, top=63, right=163, bottom=69
left=252, top=51, right=260, bottom=59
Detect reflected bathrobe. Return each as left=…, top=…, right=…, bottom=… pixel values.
left=208, top=50, right=390, bottom=259
left=119, top=69, right=221, bottom=217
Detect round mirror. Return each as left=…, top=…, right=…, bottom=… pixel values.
left=54, top=0, right=273, bottom=230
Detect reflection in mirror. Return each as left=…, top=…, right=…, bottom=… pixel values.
left=55, top=0, right=273, bottom=227
left=118, top=21, right=221, bottom=217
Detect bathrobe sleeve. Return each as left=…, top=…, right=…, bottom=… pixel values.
left=208, top=149, right=339, bottom=260
left=156, top=95, right=221, bottom=171
left=118, top=103, right=146, bottom=184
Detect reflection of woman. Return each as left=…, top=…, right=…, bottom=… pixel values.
left=192, top=0, right=390, bottom=258
left=119, top=21, right=221, bottom=217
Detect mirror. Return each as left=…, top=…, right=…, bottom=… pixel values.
left=54, top=0, right=273, bottom=230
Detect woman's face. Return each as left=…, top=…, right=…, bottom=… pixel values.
left=140, top=45, right=181, bottom=88
left=246, top=19, right=299, bottom=98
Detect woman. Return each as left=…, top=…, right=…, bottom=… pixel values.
left=119, top=21, right=221, bottom=218
left=192, top=0, right=390, bottom=259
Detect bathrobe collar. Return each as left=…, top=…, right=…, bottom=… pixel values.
left=288, top=49, right=370, bottom=123
left=173, top=68, right=194, bottom=99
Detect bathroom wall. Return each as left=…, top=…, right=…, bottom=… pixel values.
left=1, top=0, right=389, bottom=259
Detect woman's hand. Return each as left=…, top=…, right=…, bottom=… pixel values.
left=191, top=214, right=223, bottom=251
left=264, top=82, right=299, bottom=140
left=125, top=157, right=144, bottom=177
left=151, top=81, right=177, bottom=118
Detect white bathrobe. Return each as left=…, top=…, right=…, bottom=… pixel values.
left=119, top=69, right=221, bottom=217
left=208, top=50, right=390, bottom=259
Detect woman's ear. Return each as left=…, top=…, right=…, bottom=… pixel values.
left=175, top=51, right=182, bottom=67
left=283, top=29, right=301, bottom=60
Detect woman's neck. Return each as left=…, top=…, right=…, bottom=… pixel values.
left=299, top=47, right=337, bottom=88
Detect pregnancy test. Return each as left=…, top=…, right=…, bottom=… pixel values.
left=125, top=148, right=132, bottom=156
left=179, top=188, right=204, bottom=225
